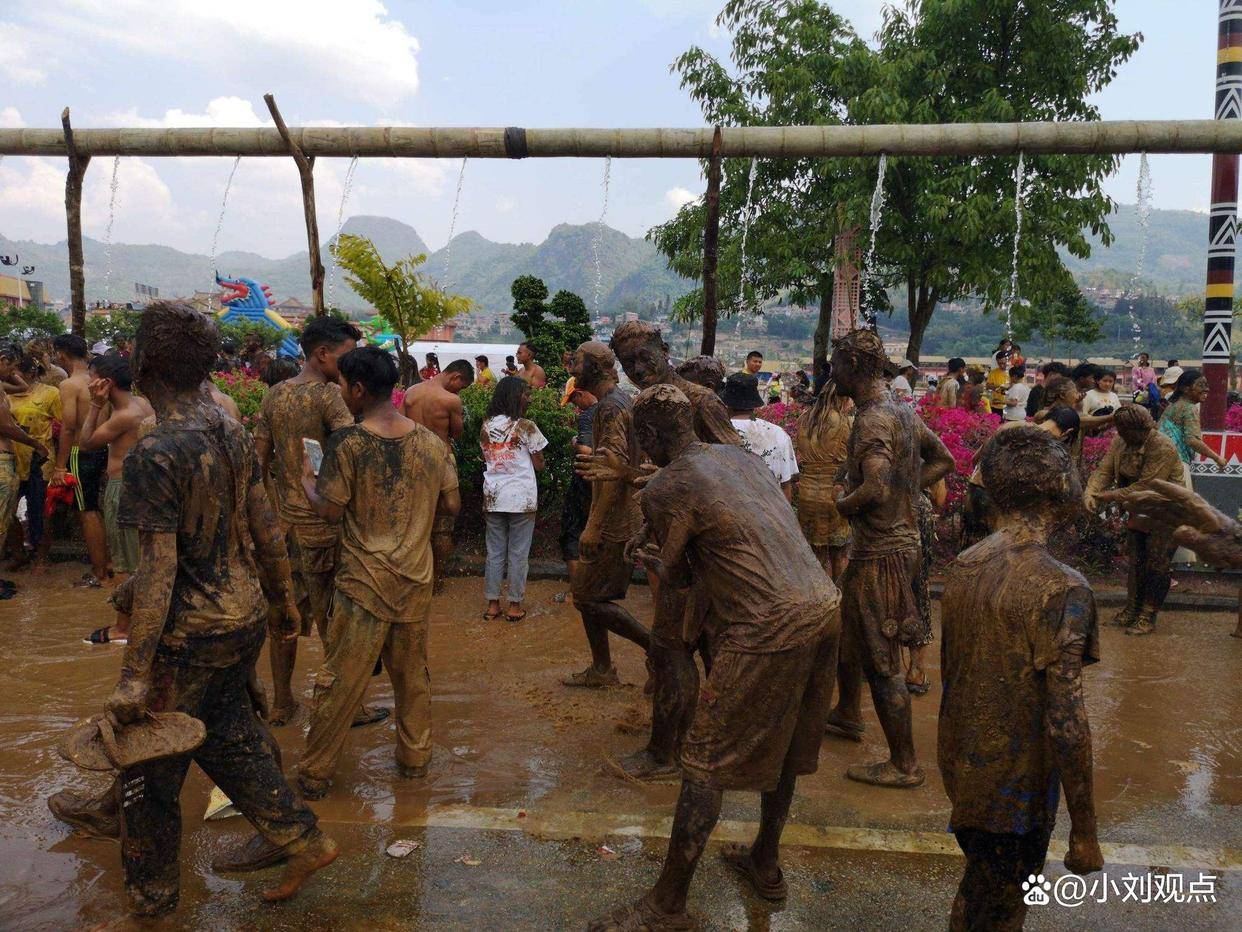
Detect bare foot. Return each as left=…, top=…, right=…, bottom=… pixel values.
left=720, top=842, right=787, bottom=901
left=845, top=760, right=924, bottom=788
left=613, top=749, right=680, bottom=784
left=587, top=896, right=695, bottom=931
left=824, top=710, right=864, bottom=742
left=268, top=702, right=301, bottom=727
left=262, top=834, right=339, bottom=902
left=563, top=665, right=620, bottom=689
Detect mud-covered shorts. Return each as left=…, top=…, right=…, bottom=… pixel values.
left=840, top=548, right=920, bottom=679
left=288, top=525, right=339, bottom=637
left=570, top=539, right=633, bottom=603
left=681, top=620, right=839, bottom=793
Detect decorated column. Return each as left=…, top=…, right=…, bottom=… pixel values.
left=1202, top=0, right=1242, bottom=429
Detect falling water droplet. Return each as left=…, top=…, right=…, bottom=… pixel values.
left=591, top=157, right=612, bottom=310
left=1006, top=152, right=1026, bottom=339
left=1127, top=153, right=1153, bottom=355
left=326, top=155, right=360, bottom=309
left=103, top=155, right=121, bottom=304
left=441, top=157, right=468, bottom=288
left=735, top=157, right=759, bottom=337
left=861, top=155, right=888, bottom=330
left=210, top=156, right=241, bottom=279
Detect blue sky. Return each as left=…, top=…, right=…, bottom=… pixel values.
left=0, top=1, right=1223, bottom=258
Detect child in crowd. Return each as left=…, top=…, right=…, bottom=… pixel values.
left=1082, top=368, right=1121, bottom=416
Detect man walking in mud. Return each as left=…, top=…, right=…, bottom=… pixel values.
left=577, top=321, right=742, bottom=783
left=93, top=302, right=336, bottom=916
left=824, top=329, right=954, bottom=788
left=253, top=316, right=387, bottom=729
left=563, top=341, right=650, bottom=689
left=589, top=384, right=840, bottom=931
left=940, top=426, right=1102, bottom=928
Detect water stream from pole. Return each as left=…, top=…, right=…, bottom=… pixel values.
left=735, top=157, right=759, bottom=336
left=1127, top=153, right=1153, bottom=355
left=590, top=157, right=612, bottom=310
left=326, top=155, right=360, bottom=309
left=209, top=156, right=241, bottom=280
left=861, top=154, right=888, bottom=330
left=102, top=156, right=121, bottom=304
left=1006, top=152, right=1026, bottom=339
left=441, top=157, right=468, bottom=288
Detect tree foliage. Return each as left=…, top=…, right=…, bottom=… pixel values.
left=509, top=275, right=593, bottom=385
left=84, top=308, right=141, bottom=345
left=0, top=302, right=66, bottom=343
left=1011, top=276, right=1104, bottom=359
left=331, top=233, right=473, bottom=384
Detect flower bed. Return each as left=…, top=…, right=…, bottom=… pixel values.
left=210, top=370, right=266, bottom=430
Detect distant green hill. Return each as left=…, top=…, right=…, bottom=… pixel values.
left=0, top=204, right=1216, bottom=318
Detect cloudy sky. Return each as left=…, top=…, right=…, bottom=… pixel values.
left=0, top=0, right=1220, bottom=258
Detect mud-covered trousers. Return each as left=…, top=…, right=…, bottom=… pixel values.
left=950, top=824, right=1053, bottom=931
left=118, top=624, right=319, bottom=917
left=1126, top=528, right=1175, bottom=613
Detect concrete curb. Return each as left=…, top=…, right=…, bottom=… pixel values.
left=452, top=556, right=1239, bottom=614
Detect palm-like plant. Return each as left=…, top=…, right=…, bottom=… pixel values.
left=330, top=233, right=473, bottom=384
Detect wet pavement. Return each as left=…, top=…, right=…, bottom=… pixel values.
left=0, top=565, right=1238, bottom=930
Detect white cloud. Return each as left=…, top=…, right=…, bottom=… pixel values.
left=665, top=187, right=699, bottom=211
left=495, top=195, right=518, bottom=213
left=105, top=97, right=268, bottom=129
left=0, top=23, right=47, bottom=84
left=0, top=107, right=26, bottom=129
left=52, top=0, right=421, bottom=106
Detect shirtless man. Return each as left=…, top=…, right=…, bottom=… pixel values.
left=208, top=380, right=241, bottom=420
left=516, top=342, right=547, bottom=390
left=826, top=329, right=955, bottom=788
left=51, top=334, right=111, bottom=585
left=578, top=321, right=741, bottom=782
left=403, top=359, right=473, bottom=589
left=0, top=343, right=50, bottom=578
left=79, top=355, right=154, bottom=601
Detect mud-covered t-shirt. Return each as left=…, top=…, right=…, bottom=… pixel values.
left=669, top=373, right=742, bottom=447
left=317, top=424, right=458, bottom=623
left=639, top=443, right=839, bottom=653
left=118, top=409, right=266, bottom=642
left=939, top=534, right=1099, bottom=834
left=843, top=392, right=928, bottom=557
left=253, top=380, right=354, bottom=536
left=591, top=387, right=643, bottom=543
left=481, top=416, right=548, bottom=514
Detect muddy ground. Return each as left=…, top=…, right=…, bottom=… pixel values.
left=0, top=565, right=1238, bottom=930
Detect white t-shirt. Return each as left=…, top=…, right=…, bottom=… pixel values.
left=731, top=417, right=799, bottom=485
left=1081, top=389, right=1121, bottom=415
left=1003, top=382, right=1031, bottom=421
left=481, top=415, right=548, bottom=513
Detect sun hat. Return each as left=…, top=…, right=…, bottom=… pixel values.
left=60, top=711, right=206, bottom=772
left=1158, top=366, right=1184, bottom=387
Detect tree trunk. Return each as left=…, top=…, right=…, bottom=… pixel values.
left=61, top=108, right=90, bottom=337
left=699, top=127, right=722, bottom=357
left=812, top=273, right=833, bottom=392
left=904, top=279, right=939, bottom=365
left=264, top=94, right=325, bottom=316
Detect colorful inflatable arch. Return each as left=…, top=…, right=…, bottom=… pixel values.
left=215, top=272, right=301, bottom=357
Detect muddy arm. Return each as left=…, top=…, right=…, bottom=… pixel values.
left=246, top=480, right=299, bottom=641
left=437, top=486, right=461, bottom=520
left=638, top=521, right=693, bottom=590
left=1101, top=480, right=1242, bottom=568
left=836, top=452, right=891, bottom=517
left=917, top=421, right=955, bottom=490
left=1045, top=590, right=1102, bottom=876
left=107, top=532, right=177, bottom=723
left=1082, top=442, right=1119, bottom=512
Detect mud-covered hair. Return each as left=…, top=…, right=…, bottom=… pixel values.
left=134, top=302, right=219, bottom=391
left=676, top=355, right=725, bottom=393
left=1041, top=375, right=1077, bottom=408
left=1113, top=403, right=1154, bottom=433
left=576, top=341, right=617, bottom=386
left=338, top=346, right=398, bottom=398
left=831, top=328, right=887, bottom=377
left=0, top=341, right=23, bottom=363
left=610, top=321, right=665, bottom=355
left=633, top=383, right=693, bottom=435
left=980, top=425, right=1080, bottom=511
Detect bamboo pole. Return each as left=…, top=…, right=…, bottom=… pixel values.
left=263, top=94, right=325, bottom=316
left=700, top=128, right=722, bottom=357
left=7, top=120, right=1242, bottom=159
left=61, top=108, right=90, bottom=337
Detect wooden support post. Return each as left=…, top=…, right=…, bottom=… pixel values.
left=61, top=108, right=90, bottom=337
left=700, top=127, right=722, bottom=357
left=264, top=93, right=325, bottom=316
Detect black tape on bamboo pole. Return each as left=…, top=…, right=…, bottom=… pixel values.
left=700, top=127, right=723, bottom=357
left=61, top=108, right=90, bottom=337
left=264, top=93, right=326, bottom=316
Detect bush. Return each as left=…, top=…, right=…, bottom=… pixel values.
left=211, top=370, right=267, bottom=431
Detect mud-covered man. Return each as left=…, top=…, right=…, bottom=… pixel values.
left=825, top=329, right=954, bottom=788
left=578, top=321, right=741, bottom=782
left=253, top=316, right=387, bottom=728
left=589, top=384, right=840, bottom=931
left=940, top=425, right=1102, bottom=930
left=99, top=302, right=336, bottom=916
left=403, top=358, right=473, bottom=591
left=563, top=341, right=650, bottom=689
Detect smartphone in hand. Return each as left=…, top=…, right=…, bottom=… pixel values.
left=302, top=438, right=325, bottom=476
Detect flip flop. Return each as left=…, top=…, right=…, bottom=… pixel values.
left=905, top=676, right=930, bottom=696
left=84, top=627, right=127, bottom=645
left=823, top=713, right=864, bottom=742
left=720, top=842, right=788, bottom=901
left=72, top=573, right=103, bottom=590
left=504, top=610, right=527, bottom=623
left=482, top=609, right=503, bottom=620
left=60, top=711, right=205, bottom=772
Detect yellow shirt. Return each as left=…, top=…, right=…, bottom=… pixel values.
left=478, top=367, right=496, bottom=387
left=10, top=384, right=61, bottom=481
left=985, top=368, right=1010, bottom=412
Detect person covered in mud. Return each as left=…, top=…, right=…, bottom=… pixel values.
left=564, top=341, right=651, bottom=689
left=824, top=329, right=954, bottom=789
left=403, top=358, right=474, bottom=591
left=77, top=355, right=154, bottom=618
left=1084, top=404, right=1185, bottom=637
left=577, top=321, right=741, bottom=783
left=298, top=346, right=460, bottom=798
left=589, top=384, right=840, bottom=932
left=675, top=355, right=726, bottom=395
left=940, top=426, right=1102, bottom=930
left=253, top=315, right=389, bottom=728
left=794, top=382, right=853, bottom=581
left=61, top=302, right=336, bottom=916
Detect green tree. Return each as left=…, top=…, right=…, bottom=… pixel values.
left=0, top=302, right=66, bottom=342
left=332, top=233, right=473, bottom=384
left=509, top=275, right=594, bottom=385
left=85, top=308, right=141, bottom=345
left=1012, top=278, right=1104, bottom=360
